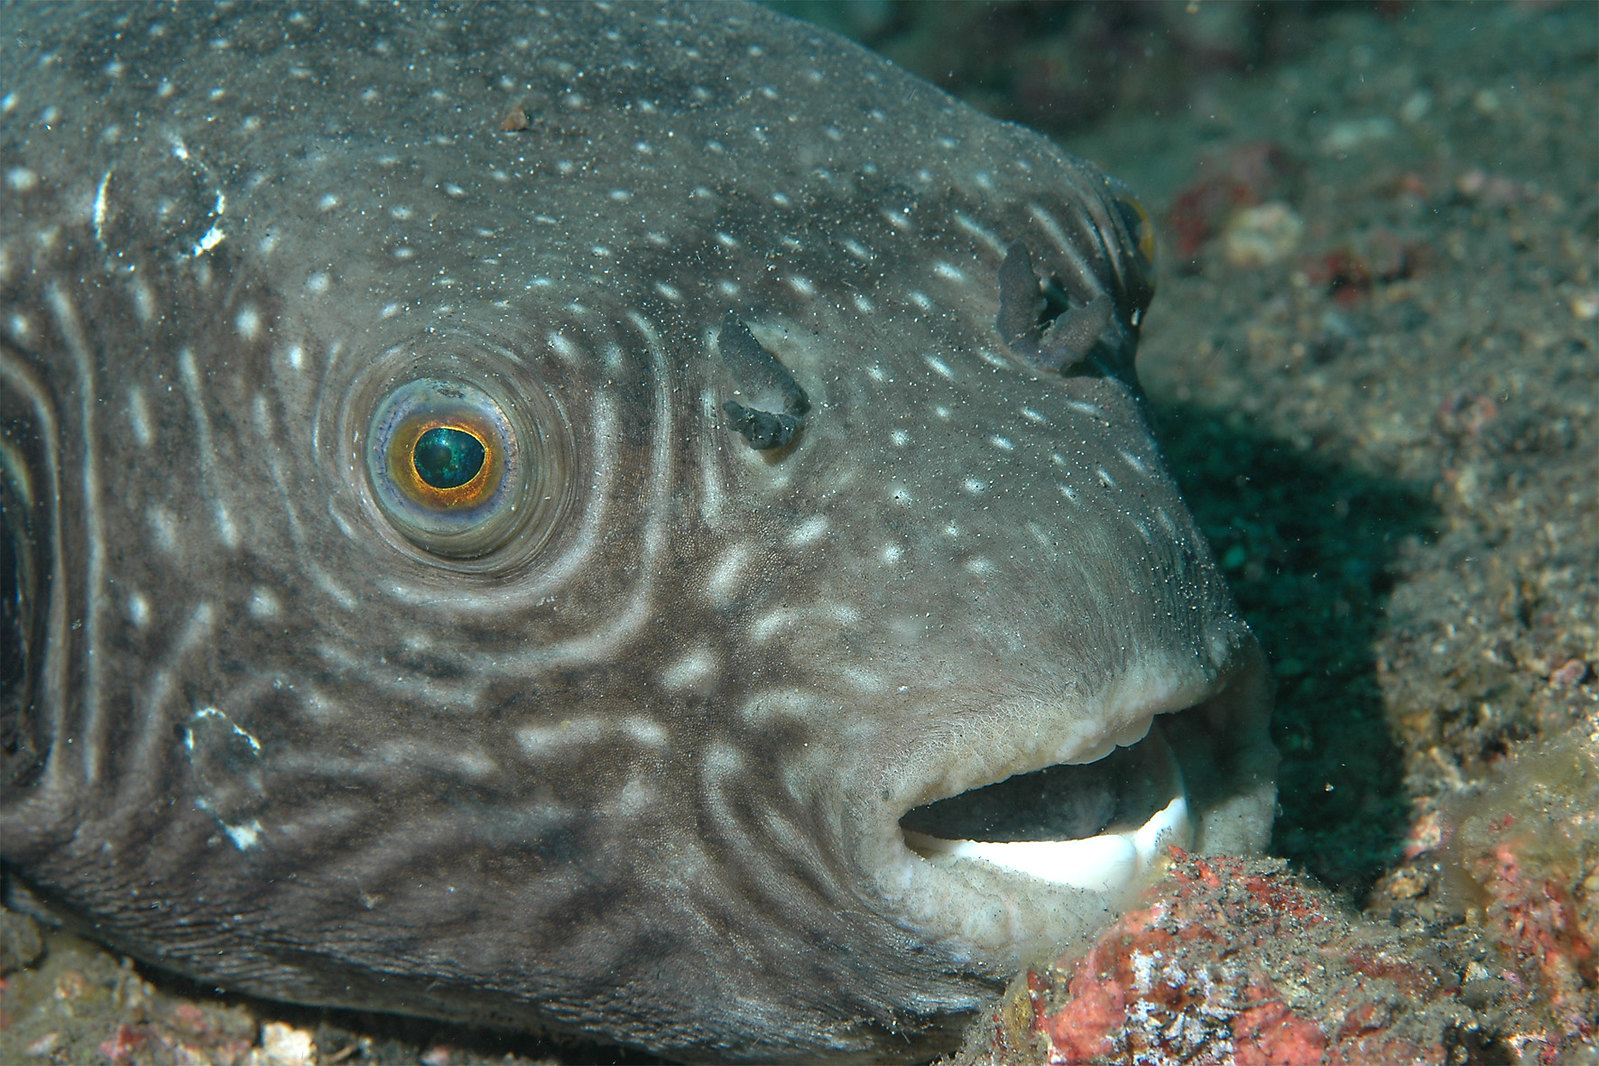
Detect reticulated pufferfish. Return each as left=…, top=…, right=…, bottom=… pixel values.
left=0, top=2, right=1277, bottom=1061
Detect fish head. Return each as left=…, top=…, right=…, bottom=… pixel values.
left=0, top=3, right=1275, bottom=1060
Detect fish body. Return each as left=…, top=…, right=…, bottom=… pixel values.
left=0, top=3, right=1276, bottom=1060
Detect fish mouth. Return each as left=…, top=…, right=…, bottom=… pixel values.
left=870, top=644, right=1275, bottom=968
left=900, top=720, right=1191, bottom=892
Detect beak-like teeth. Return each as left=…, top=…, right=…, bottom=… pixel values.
left=903, top=792, right=1192, bottom=892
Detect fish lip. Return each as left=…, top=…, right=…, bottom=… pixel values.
left=861, top=636, right=1275, bottom=966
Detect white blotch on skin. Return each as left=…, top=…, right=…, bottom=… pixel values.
left=126, top=592, right=150, bottom=629
left=214, top=502, right=239, bottom=549
left=1097, top=468, right=1117, bottom=488
left=126, top=387, right=152, bottom=447
left=703, top=545, right=751, bottom=607
left=515, top=718, right=608, bottom=756
left=146, top=506, right=178, bottom=554
left=661, top=649, right=718, bottom=692
left=990, top=435, right=1015, bottom=452
left=621, top=717, right=670, bottom=748
left=235, top=305, right=261, bottom=341
left=548, top=332, right=580, bottom=363
left=786, top=515, right=828, bottom=547
left=248, top=588, right=280, bottom=619
left=964, top=478, right=988, bottom=494
left=924, top=355, right=954, bottom=379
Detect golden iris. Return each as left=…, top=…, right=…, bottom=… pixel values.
left=367, top=378, right=527, bottom=558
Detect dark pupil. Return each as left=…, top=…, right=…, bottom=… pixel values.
left=413, top=427, right=486, bottom=489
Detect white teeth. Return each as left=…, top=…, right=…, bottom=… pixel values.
left=904, top=794, right=1193, bottom=893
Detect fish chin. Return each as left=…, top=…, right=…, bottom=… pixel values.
left=864, top=641, right=1275, bottom=970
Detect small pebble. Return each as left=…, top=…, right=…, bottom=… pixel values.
left=1221, top=202, right=1304, bottom=268
left=1549, top=658, right=1589, bottom=687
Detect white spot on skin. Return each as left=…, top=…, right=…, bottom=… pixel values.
left=549, top=332, right=581, bottom=363
left=305, top=273, right=329, bottom=294
left=214, top=502, right=239, bottom=550
left=933, top=261, right=966, bottom=282
left=661, top=649, right=718, bottom=692
left=515, top=718, right=608, bottom=756
left=621, top=718, right=669, bottom=748
left=235, top=306, right=261, bottom=341
left=964, top=478, right=988, bottom=494
left=990, top=435, right=1015, bottom=452
left=786, top=515, right=828, bottom=547
left=126, top=593, right=149, bottom=629
left=1097, top=468, right=1117, bottom=488
left=129, top=277, right=155, bottom=323
left=248, top=588, right=280, bottom=619
left=924, top=355, right=954, bottom=379
left=704, top=545, right=750, bottom=606
left=146, top=506, right=178, bottom=554
left=890, top=429, right=910, bottom=447
left=127, top=387, right=151, bottom=447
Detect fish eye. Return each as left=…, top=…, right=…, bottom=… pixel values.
left=1113, top=191, right=1157, bottom=272
left=366, top=378, right=533, bottom=558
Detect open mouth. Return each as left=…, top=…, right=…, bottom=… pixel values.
left=900, top=720, right=1190, bottom=892
left=871, top=650, right=1275, bottom=963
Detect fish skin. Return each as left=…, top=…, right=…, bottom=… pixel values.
left=0, top=2, right=1276, bottom=1061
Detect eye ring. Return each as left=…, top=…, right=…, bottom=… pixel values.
left=365, top=377, right=534, bottom=560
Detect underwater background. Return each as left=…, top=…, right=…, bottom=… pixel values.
left=2, top=2, right=1593, bottom=1063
